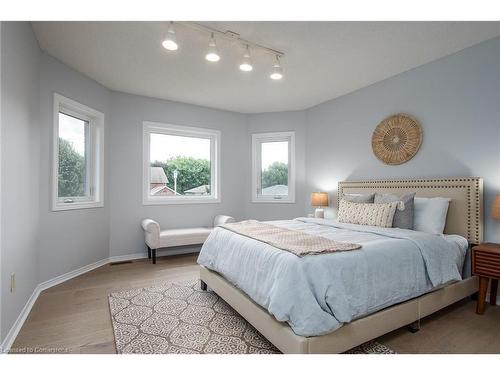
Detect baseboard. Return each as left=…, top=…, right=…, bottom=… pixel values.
left=37, top=258, right=110, bottom=292
left=0, top=286, right=41, bottom=353
left=108, top=252, right=148, bottom=263
left=0, top=248, right=201, bottom=353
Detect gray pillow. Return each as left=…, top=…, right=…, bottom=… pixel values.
left=343, top=193, right=375, bottom=203
left=374, top=192, right=416, bottom=229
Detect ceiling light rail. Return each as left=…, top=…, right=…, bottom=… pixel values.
left=162, top=21, right=285, bottom=81
left=179, top=22, right=285, bottom=58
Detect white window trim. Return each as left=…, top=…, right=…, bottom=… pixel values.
left=52, top=93, right=105, bottom=211
left=251, top=131, right=295, bottom=203
left=143, top=121, right=221, bottom=205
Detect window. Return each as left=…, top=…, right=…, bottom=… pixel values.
left=143, top=121, right=220, bottom=204
left=252, top=131, right=295, bottom=203
left=52, top=93, right=104, bottom=211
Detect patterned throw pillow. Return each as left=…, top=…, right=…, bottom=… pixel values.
left=337, top=200, right=398, bottom=228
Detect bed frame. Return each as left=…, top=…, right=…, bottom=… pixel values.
left=200, top=177, right=484, bottom=354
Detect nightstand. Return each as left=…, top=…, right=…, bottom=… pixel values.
left=472, top=243, right=500, bottom=314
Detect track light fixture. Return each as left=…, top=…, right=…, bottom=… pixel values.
left=161, top=22, right=285, bottom=81
left=205, top=33, right=220, bottom=62
left=239, top=45, right=253, bottom=72
left=270, top=55, right=283, bottom=80
left=162, top=22, right=178, bottom=51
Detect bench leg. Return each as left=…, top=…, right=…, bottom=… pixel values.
left=152, top=249, right=157, bottom=264
left=407, top=320, right=420, bottom=333
left=147, top=246, right=151, bottom=259
left=200, top=280, right=207, bottom=291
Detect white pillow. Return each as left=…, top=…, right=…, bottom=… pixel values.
left=413, top=197, right=451, bottom=234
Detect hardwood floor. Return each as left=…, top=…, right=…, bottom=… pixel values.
left=11, top=253, right=500, bottom=354
left=11, top=254, right=200, bottom=354
left=378, top=298, right=500, bottom=353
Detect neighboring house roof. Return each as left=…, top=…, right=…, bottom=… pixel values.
left=184, top=184, right=210, bottom=195
left=150, top=167, right=168, bottom=184
left=261, top=184, right=288, bottom=196
left=150, top=184, right=177, bottom=196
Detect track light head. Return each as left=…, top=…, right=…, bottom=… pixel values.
left=270, top=55, right=283, bottom=80
left=239, top=45, right=253, bottom=72
left=205, top=33, right=220, bottom=62
left=162, top=22, right=178, bottom=51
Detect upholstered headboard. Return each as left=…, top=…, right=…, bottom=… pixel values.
left=338, top=177, right=483, bottom=244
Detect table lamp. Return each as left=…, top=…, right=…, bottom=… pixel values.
left=311, top=192, right=329, bottom=219
left=492, top=195, right=500, bottom=219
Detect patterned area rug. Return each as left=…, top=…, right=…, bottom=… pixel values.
left=108, top=279, right=396, bottom=354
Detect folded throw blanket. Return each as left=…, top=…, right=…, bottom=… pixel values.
left=221, top=220, right=361, bottom=256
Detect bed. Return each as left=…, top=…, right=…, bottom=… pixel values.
left=197, top=177, right=483, bottom=353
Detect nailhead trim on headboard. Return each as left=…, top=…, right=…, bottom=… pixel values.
left=337, top=177, right=483, bottom=244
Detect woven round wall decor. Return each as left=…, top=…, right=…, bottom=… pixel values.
left=371, top=113, right=422, bottom=165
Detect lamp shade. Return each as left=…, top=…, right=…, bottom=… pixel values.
left=492, top=195, right=500, bottom=220
left=311, top=192, right=329, bottom=207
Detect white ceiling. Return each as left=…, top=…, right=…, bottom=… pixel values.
left=32, top=21, right=500, bottom=113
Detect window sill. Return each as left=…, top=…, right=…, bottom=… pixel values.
left=52, top=201, right=104, bottom=212
left=143, top=197, right=221, bottom=205
left=251, top=198, right=296, bottom=204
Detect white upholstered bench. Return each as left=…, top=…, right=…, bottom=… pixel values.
left=141, top=215, right=235, bottom=264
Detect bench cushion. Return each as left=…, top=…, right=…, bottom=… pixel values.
left=158, top=227, right=212, bottom=248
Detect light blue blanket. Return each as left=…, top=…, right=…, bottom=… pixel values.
left=197, top=218, right=467, bottom=337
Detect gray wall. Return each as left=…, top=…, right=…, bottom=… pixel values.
left=244, top=111, right=307, bottom=220
left=1, top=22, right=41, bottom=340
left=305, top=37, right=500, bottom=242
left=37, top=54, right=111, bottom=282
left=108, top=92, right=247, bottom=257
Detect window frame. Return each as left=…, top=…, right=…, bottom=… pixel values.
left=142, top=121, right=221, bottom=205
left=251, top=131, right=295, bottom=203
left=52, top=93, right=105, bottom=211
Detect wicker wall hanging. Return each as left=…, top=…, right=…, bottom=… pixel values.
left=371, top=113, right=422, bottom=165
